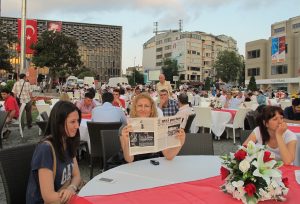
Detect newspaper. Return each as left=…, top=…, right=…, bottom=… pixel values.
left=128, top=115, right=184, bottom=156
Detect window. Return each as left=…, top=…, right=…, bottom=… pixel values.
left=156, top=55, right=162, bottom=59
left=156, top=62, right=162, bottom=66
left=165, top=45, right=172, bottom=50
left=156, top=47, right=162, bottom=52
left=247, top=68, right=260, bottom=76
left=247, top=50, right=260, bottom=59
left=192, top=50, right=196, bottom=54
left=156, top=40, right=162, bottom=45
left=271, top=65, right=288, bottom=75
left=187, top=50, right=191, bottom=54
left=292, top=23, right=300, bottom=29
left=274, top=27, right=285, bottom=33
left=164, top=38, right=171, bottom=43
left=164, top=53, right=172, bottom=58
left=190, top=67, right=200, bottom=71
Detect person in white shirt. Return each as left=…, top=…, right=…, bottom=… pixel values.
left=243, top=106, right=297, bottom=165
left=223, top=92, right=240, bottom=109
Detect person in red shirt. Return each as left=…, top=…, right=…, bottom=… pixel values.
left=112, top=88, right=125, bottom=108
left=1, top=87, right=20, bottom=123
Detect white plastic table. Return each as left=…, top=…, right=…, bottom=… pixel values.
left=79, top=155, right=221, bottom=196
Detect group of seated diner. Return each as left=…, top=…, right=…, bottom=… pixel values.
left=24, top=89, right=298, bottom=203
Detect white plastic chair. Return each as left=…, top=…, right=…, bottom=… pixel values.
left=225, top=108, right=249, bottom=144
left=73, top=91, right=81, bottom=100
left=280, top=100, right=292, bottom=110
left=10, top=103, right=26, bottom=138
left=67, top=92, right=74, bottom=100
left=35, top=99, right=46, bottom=105
left=51, top=98, right=59, bottom=106
left=36, top=104, right=51, bottom=116
left=193, top=106, right=212, bottom=133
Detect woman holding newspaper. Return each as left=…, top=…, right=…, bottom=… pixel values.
left=120, top=93, right=186, bottom=163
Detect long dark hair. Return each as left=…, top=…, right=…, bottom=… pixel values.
left=43, top=101, right=81, bottom=162
left=257, top=106, right=283, bottom=144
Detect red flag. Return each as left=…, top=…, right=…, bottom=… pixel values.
left=17, top=19, right=38, bottom=54
left=47, top=21, right=62, bottom=32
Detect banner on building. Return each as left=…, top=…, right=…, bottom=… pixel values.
left=17, top=19, right=38, bottom=54
left=47, top=21, right=62, bottom=32
left=271, top=36, right=286, bottom=64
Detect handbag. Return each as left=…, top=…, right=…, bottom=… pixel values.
left=16, top=81, right=25, bottom=107
left=44, top=141, right=86, bottom=193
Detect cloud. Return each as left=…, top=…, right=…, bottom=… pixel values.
left=2, top=0, right=281, bottom=20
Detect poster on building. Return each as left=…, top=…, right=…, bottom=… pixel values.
left=17, top=19, right=38, bottom=54
left=47, top=21, right=62, bottom=32
left=271, top=36, right=286, bottom=64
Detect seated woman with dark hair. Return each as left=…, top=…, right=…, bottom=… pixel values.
left=243, top=106, right=297, bottom=165
left=26, top=101, right=82, bottom=204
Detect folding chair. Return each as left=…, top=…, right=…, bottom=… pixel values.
left=0, top=144, right=36, bottom=204
left=0, top=111, right=9, bottom=148
left=87, top=121, right=122, bottom=179
left=179, top=133, right=214, bottom=155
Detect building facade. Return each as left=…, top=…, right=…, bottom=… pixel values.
left=142, top=30, right=237, bottom=82
left=245, top=16, right=300, bottom=93
left=0, top=17, right=122, bottom=82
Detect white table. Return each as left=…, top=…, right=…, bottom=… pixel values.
left=191, top=110, right=232, bottom=137
left=79, top=155, right=221, bottom=196
left=294, top=133, right=300, bottom=166
left=79, top=119, right=91, bottom=152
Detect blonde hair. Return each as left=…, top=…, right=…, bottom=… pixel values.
left=59, top=93, right=71, bottom=102
left=130, top=93, right=158, bottom=118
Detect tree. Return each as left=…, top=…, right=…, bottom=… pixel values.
left=203, top=77, right=211, bottom=91
left=0, top=21, right=17, bottom=72
left=238, top=58, right=245, bottom=86
left=248, top=75, right=257, bottom=91
left=161, top=58, right=179, bottom=83
left=213, top=50, right=243, bottom=84
left=128, top=69, right=144, bottom=86
left=31, top=30, right=82, bottom=85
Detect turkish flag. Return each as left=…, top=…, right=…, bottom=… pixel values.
left=17, top=19, right=38, bottom=54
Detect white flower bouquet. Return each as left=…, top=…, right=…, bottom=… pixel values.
left=220, top=141, right=289, bottom=204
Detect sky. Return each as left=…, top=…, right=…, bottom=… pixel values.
left=1, top=0, right=300, bottom=73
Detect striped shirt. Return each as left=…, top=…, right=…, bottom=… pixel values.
left=12, top=79, right=32, bottom=103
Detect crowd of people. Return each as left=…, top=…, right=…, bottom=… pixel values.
left=0, top=73, right=299, bottom=203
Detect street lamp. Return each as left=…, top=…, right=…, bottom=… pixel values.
left=20, top=0, right=27, bottom=74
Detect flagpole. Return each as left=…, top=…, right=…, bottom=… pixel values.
left=20, top=0, right=27, bottom=74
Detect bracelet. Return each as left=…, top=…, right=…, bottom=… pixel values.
left=68, top=184, right=77, bottom=192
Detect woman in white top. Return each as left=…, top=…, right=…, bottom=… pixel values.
left=243, top=106, right=297, bottom=165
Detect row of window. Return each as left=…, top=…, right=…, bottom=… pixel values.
left=247, top=49, right=260, bottom=59
left=293, top=23, right=300, bottom=29
left=271, top=64, right=288, bottom=75
left=247, top=64, right=288, bottom=76
left=187, top=50, right=200, bottom=55
left=188, top=67, right=201, bottom=71
left=247, top=68, right=260, bottom=76
left=273, top=22, right=300, bottom=34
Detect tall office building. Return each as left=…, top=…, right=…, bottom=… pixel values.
left=143, top=30, right=237, bottom=82
left=0, top=16, right=122, bottom=81
left=245, top=16, right=300, bottom=93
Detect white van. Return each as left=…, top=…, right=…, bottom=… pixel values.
left=83, top=77, right=95, bottom=88
left=108, top=77, right=129, bottom=87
